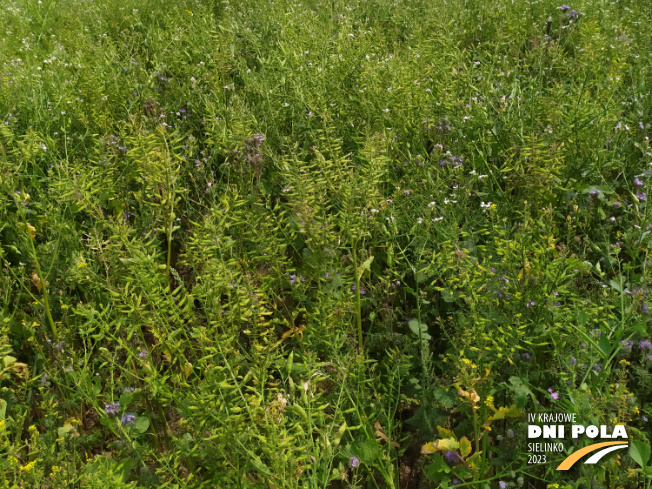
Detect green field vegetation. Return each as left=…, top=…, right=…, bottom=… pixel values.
left=1, top=0, right=652, bottom=487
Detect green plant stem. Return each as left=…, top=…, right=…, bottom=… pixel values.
left=27, top=228, right=58, bottom=338
left=352, top=241, right=363, bottom=351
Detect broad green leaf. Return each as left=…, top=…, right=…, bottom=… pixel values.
left=424, top=453, right=451, bottom=480
left=609, top=279, right=623, bottom=294
left=630, top=440, right=651, bottom=469
left=433, top=388, right=457, bottom=409
left=356, top=439, right=381, bottom=464
left=134, top=416, right=150, bottom=434
left=442, top=289, right=454, bottom=303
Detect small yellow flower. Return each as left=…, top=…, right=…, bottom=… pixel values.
left=484, top=395, right=494, bottom=407
left=28, top=425, right=38, bottom=434
left=633, top=406, right=640, bottom=414
left=19, top=460, right=37, bottom=472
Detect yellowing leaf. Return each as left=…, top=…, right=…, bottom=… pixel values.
left=31, top=272, right=42, bottom=291
left=333, top=422, right=347, bottom=447
left=437, top=438, right=460, bottom=451
left=459, top=436, right=472, bottom=458
left=489, top=404, right=521, bottom=422
left=421, top=442, right=438, bottom=455
left=458, top=388, right=480, bottom=406
left=375, top=421, right=399, bottom=447
left=162, top=347, right=172, bottom=363
left=436, top=425, right=455, bottom=439
left=27, top=223, right=36, bottom=239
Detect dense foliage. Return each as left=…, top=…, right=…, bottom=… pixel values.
left=1, top=0, right=651, bottom=487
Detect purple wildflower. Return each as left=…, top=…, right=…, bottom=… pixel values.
left=643, top=305, right=649, bottom=314
left=547, top=388, right=559, bottom=401
left=635, top=177, right=644, bottom=186
left=567, top=9, right=580, bottom=19
left=499, top=482, right=507, bottom=489
left=637, top=193, right=647, bottom=201
left=443, top=450, right=459, bottom=465
left=105, top=402, right=121, bottom=415
left=640, top=340, right=652, bottom=351
left=570, top=357, right=577, bottom=366
left=138, top=349, right=148, bottom=359
left=121, top=413, right=136, bottom=425
left=349, top=457, right=359, bottom=468
left=557, top=5, right=571, bottom=12
left=351, top=284, right=367, bottom=295
left=522, top=353, right=531, bottom=360
left=593, top=363, right=601, bottom=372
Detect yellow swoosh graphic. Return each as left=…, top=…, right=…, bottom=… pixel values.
left=557, top=441, right=629, bottom=470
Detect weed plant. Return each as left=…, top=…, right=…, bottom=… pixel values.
left=0, top=0, right=651, bottom=487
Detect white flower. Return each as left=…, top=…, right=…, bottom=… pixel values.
left=481, top=201, right=492, bottom=208
left=432, top=217, right=443, bottom=221
left=417, top=218, right=423, bottom=224
left=428, top=202, right=436, bottom=207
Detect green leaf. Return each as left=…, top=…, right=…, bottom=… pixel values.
left=598, top=334, right=612, bottom=359
left=408, top=319, right=431, bottom=340
left=333, top=422, right=347, bottom=447
left=442, top=289, right=454, bottom=303
left=424, top=453, right=451, bottom=481
left=609, top=279, right=623, bottom=294
left=433, top=388, right=457, bottom=409
left=134, top=416, right=150, bottom=434
left=509, top=376, right=533, bottom=409
left=351, top=439, right=381, bottom=464
left=0, top=399, right=6, bottom=420
left=630, top=440, right=651, bottom=469
left=358, top=256, right=374, bottom=280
